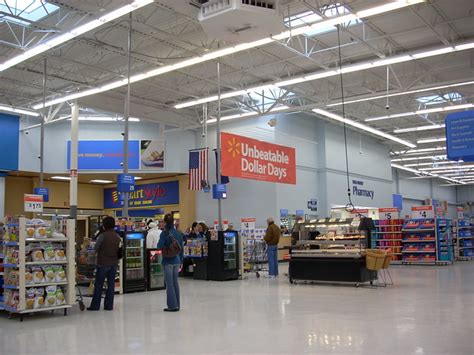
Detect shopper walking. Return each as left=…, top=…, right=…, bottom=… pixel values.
left=146, top=221, right=162, bottom=249
left=88, top=216, right=121, bottom=311
left=158, top=213, right=184, bottom=312
left=264, top=217, right=281, bottom=278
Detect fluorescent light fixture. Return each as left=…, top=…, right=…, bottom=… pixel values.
left=392, top=147, right=445, bottom=155
left=391, top=155, right=447, bottom=162
left=312, top=108, right=416, bottom=148
left=32, top=1, right=425, bottom=110
left=404, top=161, right=454, bottom=167
left=90, top=179, right=113, bottom=184
left=0, top=0, right=154, bottom=72
left=63, top=115, right=140, bottom=122
left=420, top=164, right=474, bottom=171
left=51, top=176, right=71, bottom=181
left=327, top=80, right=474, bottom=107
left=0, top=103, right=40, bottom=116
left=391, top=163, right=465, bottom=185
left=174, top=37, right=474, bottom=110
left=207, top=106, right=289, bottom=124
left=365, top=103, right=473, bottom=122
left=394, top=124, right=445, bottom=134
left=417, top=137, right=447, bottom=144
left=134, top=177, right=143, bottom=180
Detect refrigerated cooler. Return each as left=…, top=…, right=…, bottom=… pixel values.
left=122, top=232, right=146, bottom=293
left=147, top=249, right=165, bottom=290
left=207, top=231, right=239, bottom=281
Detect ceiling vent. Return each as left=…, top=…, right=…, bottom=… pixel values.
left=198, top=0, right=283, bottom=43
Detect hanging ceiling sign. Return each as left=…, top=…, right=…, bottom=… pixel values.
left=221, top=132, right=296, bottom=184
left=446, top=110, right=474, bottom=161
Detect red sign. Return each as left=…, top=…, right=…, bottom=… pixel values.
left=412, top=206, right=433, bottom=211
left=351, top=209, right=369, bottom=214
left=379, top=208, right=398, bottom=213
left=221, top=132, right=296, bottom=184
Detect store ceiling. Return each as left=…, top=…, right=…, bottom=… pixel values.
left=0, top=0, right=473, bottom=184
left=8, top=171, right=183, bottom=184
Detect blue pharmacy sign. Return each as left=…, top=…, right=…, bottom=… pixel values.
left=34, top=187, right=49, bottom=202
left=67, top=140, right=140, bottom=170
left=446, top=110, right=474, bottom=161
left=117, top=174, right=135, bottom=192
left=0, top=113, right=19, bottom=171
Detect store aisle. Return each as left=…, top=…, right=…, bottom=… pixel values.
left=1, top=263, right=473, bottom=355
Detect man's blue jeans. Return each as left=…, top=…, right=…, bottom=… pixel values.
left=89, top=265, right=117, bottom=310
left=164, top=264, right=180, bottom=309
left=267, top=245, right=279, bottom=276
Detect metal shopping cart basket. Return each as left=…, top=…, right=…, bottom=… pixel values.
left=76, top=248, right=96, bottom=311
left=244, top=238, right=268, bottom=278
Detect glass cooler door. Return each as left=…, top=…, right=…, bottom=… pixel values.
left=126, top=233, right=145, bottom=280
left=223, top=232, right=237, bottom=270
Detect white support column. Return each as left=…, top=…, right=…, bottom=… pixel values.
left=69, top=102, right=79, bottom=219
left=0, top=173, right=6, bottom=219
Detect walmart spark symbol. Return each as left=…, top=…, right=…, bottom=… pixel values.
left=227, top=137, right=241, bottom=158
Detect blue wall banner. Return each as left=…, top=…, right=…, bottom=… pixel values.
left=67, top=140, right=140, bottom=170
left=392, top=194, right=403, bottom=211
left=104, top=181, right=179, bottom=209
left=446, top=110, right=474, bottom=161
left=0, top=113, right=19, bottom=171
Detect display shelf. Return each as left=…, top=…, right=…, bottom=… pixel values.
left=25, top=238, right=67, bottom=243
left=373, top=231, right=402, bottom=234
left=26, top=282, right=68, bottom=288
left=1, top=217, right=76, bottom=320
left=402, top=250, right=436, bottom=254
left=25, top=261, right=68, bottom=266
left=402, top=239, right=435, bottom=243
left=401, top=229, right=435, bottom=232
left=372, top=219, right=404, bottom=261
left=376, top=239, right=402, bottom=242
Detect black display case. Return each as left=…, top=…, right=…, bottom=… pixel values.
left=121, top=231, right=147, bottom=293
left=207, top=231, right=239, bottom=281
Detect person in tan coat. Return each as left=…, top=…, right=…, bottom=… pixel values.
left=264, top=217, right=281, bottom=278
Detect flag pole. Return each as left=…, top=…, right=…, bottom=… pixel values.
left=216, top=61, right=223, bottom=231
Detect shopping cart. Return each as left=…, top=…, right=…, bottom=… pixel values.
left=244, top=239, right=268, bottom=278
left=76, top=247, right=96, bottom=311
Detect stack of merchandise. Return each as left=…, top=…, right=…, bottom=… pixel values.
left=373, top=219, right=404, bottom=261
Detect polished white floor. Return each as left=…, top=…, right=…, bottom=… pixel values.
left=1, top=262, right=474, bottom=355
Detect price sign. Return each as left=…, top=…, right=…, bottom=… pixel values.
left=213, top=219, right=229, bottom=231
left=240, top=217, right=256, bottom=231
left=457, top=207, right=464, bottom=220
left=24, top=194, right=44, bottom=213
left=379, top=208, right=399, bottom=220
left=411, top=205, right=434, bottom=219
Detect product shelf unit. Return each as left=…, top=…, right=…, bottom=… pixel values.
left=372, top=219, right=404, bottom=263
left=1, top=218, right=76, bottom=321
left=455, top=220, right=474, bottom=260
left=401, top=218, right=453, bottom=265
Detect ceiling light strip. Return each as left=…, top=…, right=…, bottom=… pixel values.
left=0, top=0, right=154, bottom=72
left=174, top=38, right=473, bottom=110
left=0, top=103, right=40, bottom=116
left=365, top=103, right=474, bottom=122
left=327, top=80, right=474, bottom=107
left=312, top=108, right=416, bottom=148
left=391, top=163, right=465, bottom=184
left=394, top=124, right=445, bottom=134
left=31, top=1, right=425, bottom=109
left=417, top=137, right=447, bottom=144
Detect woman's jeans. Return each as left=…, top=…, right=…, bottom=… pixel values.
left=163, top=264, right=180, bottom=309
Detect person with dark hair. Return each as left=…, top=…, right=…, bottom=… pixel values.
left=187, top=222, right=199, bottom=239
left=88, top=216, right=121, bottom=311
left=157, top=213, right=184, bottom=312
left=198, top=222, right=210, bottom=239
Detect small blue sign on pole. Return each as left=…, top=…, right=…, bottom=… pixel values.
left=296, top=210, right=305, bottom=218
left=212, top=184, right=227, bottom=199
left=280, top=209, right=289, bottom=218
left=34, top=187, right=49, bottom=202
left=117, top=174, right=135, bottom=192
left=446, top=110, right=474, bottom=162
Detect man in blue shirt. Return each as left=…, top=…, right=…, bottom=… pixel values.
left=157, top=213, right=184, bottom=312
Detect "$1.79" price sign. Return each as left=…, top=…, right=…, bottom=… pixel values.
left=24, top=194, right=44, bottom=213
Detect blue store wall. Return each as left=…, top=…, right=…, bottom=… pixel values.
left=0, top=113, right=19, bottom=171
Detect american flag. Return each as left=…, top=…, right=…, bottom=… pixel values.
left=188, top=148, right=208, bottom=190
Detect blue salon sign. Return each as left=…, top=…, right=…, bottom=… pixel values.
left=117, top=174, right=135, bottom=192
left=104, top=181, right=179, bottom=209
left=67, top=140, right=140, bottom=170
left=446, top=110, right=474, bottom=162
